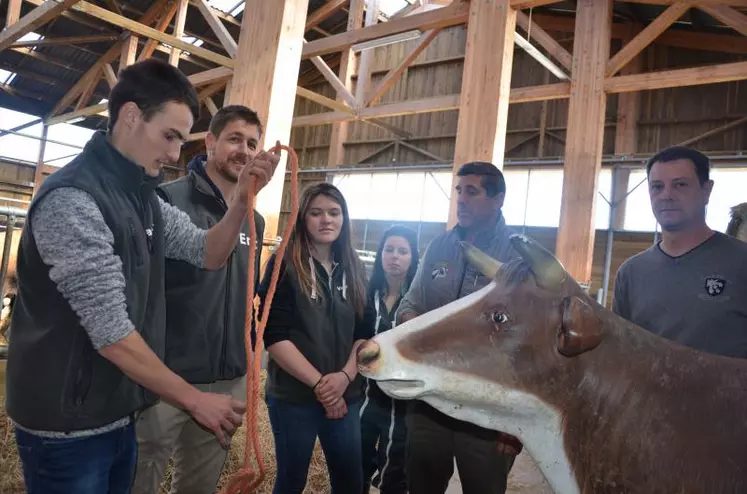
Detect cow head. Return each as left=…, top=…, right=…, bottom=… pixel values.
left=726, top=202, right=747, bottom=243
left=357, top=233, right=605, bottom=440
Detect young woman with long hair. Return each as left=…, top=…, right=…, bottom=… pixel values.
left=359, top=225, right=419, bottom=494
left=258, top=182, right=372, bottom=493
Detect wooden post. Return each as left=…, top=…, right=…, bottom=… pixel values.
left=447, top=0, right=517, bottom=228
left=612, top=25, right=641, bottom=230
left=555, top=0, right=613, bottom=286
left=120, top=33, right=138, bottom=68
left=32, top=124, right=49, bottom=198
left=328, top=0, right=365, bottom=167
left=6, top=0, right=22, bottom=28
left=226, top=0, right=309, bottom=252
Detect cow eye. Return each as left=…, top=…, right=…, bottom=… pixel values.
left=491, top=311, right=509, bottom=324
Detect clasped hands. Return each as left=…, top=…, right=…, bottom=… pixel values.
left=314, top=370, right=352, bottom=419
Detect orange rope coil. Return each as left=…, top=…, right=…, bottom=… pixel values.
left=222, top=143, right=300, bottom=493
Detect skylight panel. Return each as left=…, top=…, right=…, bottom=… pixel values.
left=0, top=69, right=16, bottom=85
left=207, top=0, right=239, bottom=13
left=378, top=0, right=411, bottom=17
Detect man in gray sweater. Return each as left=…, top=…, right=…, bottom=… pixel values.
left=396, top=162, right=522, bottom=494
left=5, top=59, right=279, bottom=493
left=613, top=146, right=747, bottom=358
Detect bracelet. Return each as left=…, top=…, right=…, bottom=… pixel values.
left=312, top=377, right=322, bottom=390
left=340, top=370, right=352, bottom=383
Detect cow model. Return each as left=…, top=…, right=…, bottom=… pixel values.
left=726, top=202, right=747, bottom=242
left=357, top=234, right=747, bottom=494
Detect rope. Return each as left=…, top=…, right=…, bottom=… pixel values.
left=222, top=142, right=300, bottom=494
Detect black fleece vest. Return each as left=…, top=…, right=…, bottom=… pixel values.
left=156, top=165, right=264, bottom=384
left=5, top=131, right=166, bottom=432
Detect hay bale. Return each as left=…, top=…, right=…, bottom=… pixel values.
left=0, top=371, right=332, bottom=494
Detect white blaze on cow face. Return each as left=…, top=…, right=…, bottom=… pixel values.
left=357, top=278, right=581, bottom=494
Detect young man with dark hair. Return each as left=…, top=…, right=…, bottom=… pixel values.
left=613, top=146, right=747, bottom=359
left=132, top=105, right=267, bottom=493
left=5, top=59, right=279, bottom=493
left=395, top=161, right=522, bottom=494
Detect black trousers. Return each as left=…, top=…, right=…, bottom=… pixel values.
left=360, top=393, right=407, bottom=494
left=405, top=400, right=516, bottom=494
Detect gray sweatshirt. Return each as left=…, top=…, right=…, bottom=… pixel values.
left=14, top=186, right=207, bottom=438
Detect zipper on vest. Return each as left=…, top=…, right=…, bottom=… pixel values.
left=221, top=253, right=232, bottom=378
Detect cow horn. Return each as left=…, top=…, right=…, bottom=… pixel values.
left=460, top=241, right=503, bottom=279
left=508, top=234, right=567, bottom=289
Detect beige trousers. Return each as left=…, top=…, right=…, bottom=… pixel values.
left=131, top=375, right=246, bottom=494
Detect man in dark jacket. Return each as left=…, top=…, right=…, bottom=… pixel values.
left=132, top=105, right=266, bottom=493
left=396, top=162, right=523, bottom=494
left=4, top=59, right=279, bottom=494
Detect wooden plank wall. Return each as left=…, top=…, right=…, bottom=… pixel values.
left=348, top=218, right=654, bottom=308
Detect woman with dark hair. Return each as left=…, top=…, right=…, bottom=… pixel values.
left=258, top=182, right=372, bottom=494
left=359, top=225, right=419, bottom=494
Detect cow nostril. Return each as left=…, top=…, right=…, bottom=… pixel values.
left=357, top=340, right=380, bottom=367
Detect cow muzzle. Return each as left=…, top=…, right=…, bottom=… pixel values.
left=357, top=339, right=381, bottom=371
left=357, top=337, right=428, bottom=399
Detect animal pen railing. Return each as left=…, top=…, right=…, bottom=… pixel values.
left=0, top=206, right=25, bottom=399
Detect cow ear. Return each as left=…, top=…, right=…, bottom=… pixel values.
left=557, top=296, right=603, bottom=357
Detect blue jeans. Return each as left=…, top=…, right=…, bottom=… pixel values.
left=267, top=395, right=363, bottom=494
left=15, top=422, right=138, bottom=494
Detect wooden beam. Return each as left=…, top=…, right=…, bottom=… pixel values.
left=510, top=82, right=570, bottom=103
left=120, top=34, right=138, bottom=68
left=296, top=86, right=355, bottom=114
left=10, top=46, right=85, bottom=73
left=306, top=0, right=348, bottom=31
left=169, top=0, right=189, bottom=66
left=302, top=0, right=469, bottom=58
left=355, top=0, right=380, bottom=106
left=0, top=0, right=82, bottom=51
left=71, top=1, right=235, bottom=67
left=677, top=115, right=747, bottom=146
left=137, top=1, right=179, bottom=61
left=47, top=0, right=170, bottom=117
left=555, top=0, right=613, bottom=286
left=188, top=66, right=233, bottom=86
left=606, top=2, right=692, bottom=77
left=515, top=10, right=572, bottom=72
left=226, top=0, right=309, bottom=257
left=510, top=0, right=564, bottom=7
left=10, top=34, right=119, bottom=47
left=204, top=97, right=219, bottom=116
left=32, top=125, right=49, bottom=197
left=605, top=60, right=747, bottom=93
left=307, top=51, right=357, bottom=108
left=103, top=63, right=118, bottom=88
left=612, top=26, right=641, bottom=230
left=194, top=0, right=238, bottom=57
left=529, top=13, right=747, bottom=55
left=47, top=68, right=233, bottom=125
left=6, top=0, right=23, bottom=28
left=365, top=28, right=441, bottom=107
left=293, top=81, right=571, bottom=127
left=46, top=103, right=109, bottom=125
left=696, top=5, right=747, bottom=36
left=76, top=70, right=101, bottom=111
left=448, top=0, right=517, bottom=227
left=329, top=0, right=365, bottom=168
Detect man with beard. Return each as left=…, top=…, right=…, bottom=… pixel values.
left=613, top=146, right=747, bottom=359
left=395, top=161, right=523, bottom=494
left=132, top=105, right=267, bottom=494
